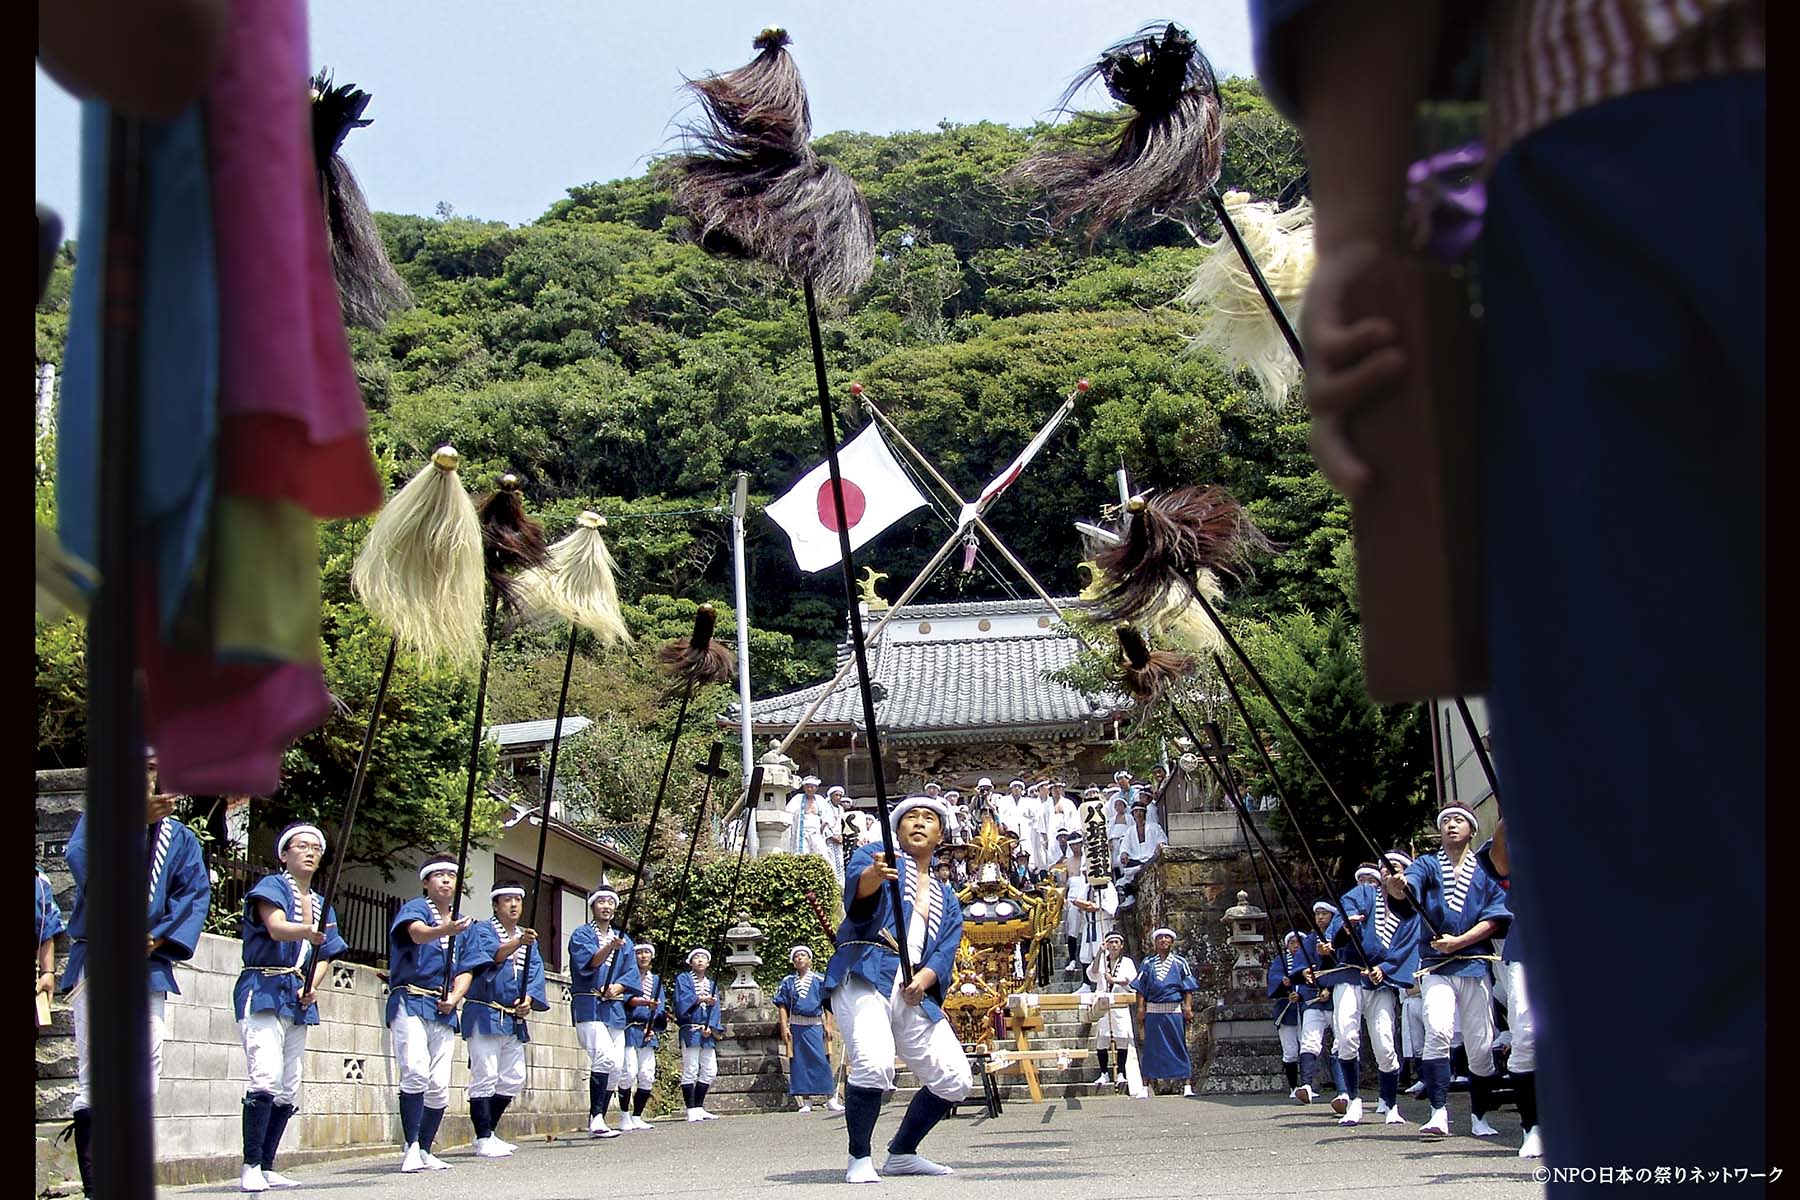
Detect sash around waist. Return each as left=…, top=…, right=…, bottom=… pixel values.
left=1145, top=1001, right=1183, bottom=1015
left=788, top=1015, right=823, bottom=1026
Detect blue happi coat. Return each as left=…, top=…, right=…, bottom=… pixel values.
left=1405, top=848, right=1512, bottom=979
left=455, top=918, right=549, bottom=1041
left=568, top=923, right=638, bottom=1026
left=1133, top=951, right=1199, bottom=1080
left=60, top=814, right=209, bottom=995
left=386, top=896, right=464, bottom=1028
left=36, top=869, right=65, bottom=945
left=234, top=873, right=347, bottom=1024
left=1474, top=838, right=1524, bottom=964
left=773, top=970, right=833, bottom=1095
left=1267, top=945, right=1313, bottom=1025
left=1326, top=883, right=1422, bottom=989
left=823, top=846, right=964, bottom=1025
left=623, top=971, right=667, bottom=1049
left=675, top=969, right=725, bottom=1046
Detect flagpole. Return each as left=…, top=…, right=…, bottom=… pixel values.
left=731, top=473, right=757, bottom=854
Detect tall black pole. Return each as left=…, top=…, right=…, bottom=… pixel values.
left=89, top=112, right=153, bottom=1200
left=317, top=635, right=398, bottom=927
left=518, top=626, right=581, bottom=1013
left=802, top=277, right=911, bottom=983
left=440, top=592, right=501, bottom=995
left=1206, top=186, right=1305, bottom=366
left=651, top=743, right=728, bottom=988
left=1453, top=697, right=1502, bottom=806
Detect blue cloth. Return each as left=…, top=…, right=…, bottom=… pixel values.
left=385, top=897, right=462, bottom=1028
left=234, top=873, right=346, bottom=1024
left=1133, top=953, right=1197, bottom=1079
left=623, top=972, right=667, bottom=1049
left=674, top=970, right=724, bottom=1046
left=36, top=870, right=65, bottom=944
left=455, top=919, right=548, bottom=1041
left=1477, top=71, right=1764, bottom=1176
left=57, top=103, right=219, bottom=630
left=1404, top=852, right=1510, bottom=979
left=773, top=971, right=834, bottom=1095
left=567, top=924, right=637, bottom=1026
left=1327, top=883, right=1421, bottom=988
left=1266, top=949, right=1306, bottom=1025
left=823, top=846, right=964, bottom=1025
left=60, top=814, right=209, bottom=995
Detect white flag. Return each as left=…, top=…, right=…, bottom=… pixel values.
left=765, top=424, right=930, bottom=573
left=957, top=394, right=1077, bottom=528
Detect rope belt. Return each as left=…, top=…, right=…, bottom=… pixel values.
left=1144, top=1001, right=1183, bottom=1015
left=241, top=965, right=305, bottom=978
left=463, top=997, right=524, bottom=1013
left=788, top=1015, right=824, bottom=1026
left=1415, top=954, right=1502, bottom=977
left=391, top=983, right=446, bottom=999
left=1310, top=964, right=1361, bottom=982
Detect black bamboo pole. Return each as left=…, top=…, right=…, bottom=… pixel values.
left=650, top=743, right=727, bottom=987
left=440, top=591, right=501, bottom=995
left=516, top=626, right=582, bottom=1017
left=1453, top=697, right=1502, bottom=806
left=89, top=112, right=153, bottom=1200
left=317, top=636, right=398, bottom=928
left=1206, top=186, right=1305, bottom=366
left=802, top=277, right=911, bottom=983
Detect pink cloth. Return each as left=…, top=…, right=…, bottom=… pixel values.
left=202, top=0, right=380, bottom=513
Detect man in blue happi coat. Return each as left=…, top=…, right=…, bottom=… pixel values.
left=387, top=857, right=474, bottom=1173
left=234, top=822, right=346, bottom=1191
left=1326, top=852, right=1423, bottom=1127
left=454, top=879, right=547, bottom=1158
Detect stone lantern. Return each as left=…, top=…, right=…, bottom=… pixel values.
left=723, top=911, right=765, bottom=997
left=752, top=740, right=797, bottom=857
left=1222, top=890, right=1267, bottom=998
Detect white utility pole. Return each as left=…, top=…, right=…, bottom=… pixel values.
left=731, top=472, right=758, bottom=856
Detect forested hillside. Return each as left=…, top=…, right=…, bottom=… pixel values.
left=34, top=80, right=1431, bottom=881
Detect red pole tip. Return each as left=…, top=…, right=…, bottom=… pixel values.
left=849, top=382, right=864, bottom=396
left=1076, top=379, right=1091, bottom=392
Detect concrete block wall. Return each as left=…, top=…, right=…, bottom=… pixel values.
left=35, top=932, right=593, bottom=1189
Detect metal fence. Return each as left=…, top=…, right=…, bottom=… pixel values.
left=206, top=854, right=399, bottom=968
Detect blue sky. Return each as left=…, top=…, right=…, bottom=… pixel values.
left=36, top=2, right=1257, bottom=232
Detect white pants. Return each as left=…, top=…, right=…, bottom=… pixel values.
left=467, top=1033, right=526, bottom=1099
left=71, top=982, right=166, bottom=1112
left=1357, top=988, right=1402, bottom=1073
left=576, top=1021, right=624, bottom=1075
left=1331, top=982, right=1363, bottom=1058
left=1504, top=962, right=1536, bottom=1073
left=1298, top=1007, right=1329, bottom=1056
left=680, top=1043, right=718, bottom=1086
left=1087, top=997, right=1135, bottom=1050
left=390, top=1013, right=456, bottom=1107
left=1277, top=1023, right=1300, bottom=1063
left=239, top=1012, right=308, bottom=1106
left=830, top=975, right=972, bottom=1100
left=1401, top=992, right=1425, bottom=1058
left=1420, top=971, right=1496, bottom=1074
left=620, top=1044, right=657, bottom=1090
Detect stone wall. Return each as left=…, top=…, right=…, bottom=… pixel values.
left=1125, top=845, right=1325, bottom=1086
left=35, top=931, right=594, bottom=1189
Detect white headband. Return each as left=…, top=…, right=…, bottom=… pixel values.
left=1312, top=901, right=1337, bottom=915
left=1103, top=932, right=1125, bottom=945
left=588, top=886, right=619, bottom=906
left=686, top=948, right=710, bottom=965
left=1354, top=866, right=1381, bottom=884
left=1151, top=926, right=1176, bottom=941
left=1436, top=805, right=1479, bottom=831
left=636, top=941, right=655, bottom=955
left=490, top=886, right=525, bottom=900
left=277, top=825, right=326, bottom=857
left=418, top=860, right=457, bottom=881
left=887, top=796, right=952, bottom=840
left=1384, top=850, right=1414, bottom=870
left=789, top=945, right=813, bottom=964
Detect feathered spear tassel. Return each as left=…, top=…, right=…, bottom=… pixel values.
left=475, top=473, right=550, bottom=623
left=310, top=69, right=412, bottom=330
left=672, top=28, right=874, bottom=298
left=655, top=601, right=736, bottom=690
left=350, top=445, right=484, bottom=668
left=518, top=511, right=633, bottom=648
left=1007, top=22, right=1223, bottom=241
left=1092, top=488, right=1273, bottom=625
left=1177, top=192, right=1315, bottom=405
left=1115, top=623, right=1196, bottom=710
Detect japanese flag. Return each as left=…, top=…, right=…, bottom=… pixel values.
left=765, top=424, right=931, bottom=573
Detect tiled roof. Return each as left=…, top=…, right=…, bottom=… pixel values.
left=485, top=716, right=592, bottom=748
left=728, top=623, right=1125, bottom=743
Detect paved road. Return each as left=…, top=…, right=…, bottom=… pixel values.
left=172, top=1094, right=1546, bottom=1198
